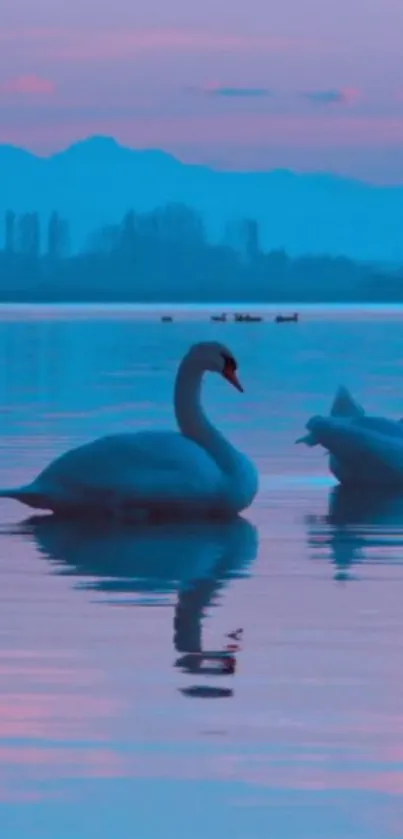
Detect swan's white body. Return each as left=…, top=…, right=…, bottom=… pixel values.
left=298, top=386, right=403, bottom=488
left=1, top=342, right=258, bottom=517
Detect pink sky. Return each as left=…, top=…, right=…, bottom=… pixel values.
left=1, top=0, right=403, bottom=179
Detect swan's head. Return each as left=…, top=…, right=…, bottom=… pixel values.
left=188, top=342, right=243, bottom=392
left=297, top=415, right=375, bottom=461
left=297, top=415, right=357, bottom=454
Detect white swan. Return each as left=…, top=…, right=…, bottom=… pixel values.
left=297, top=386, right=403, bottom=488
left=0, top=341, right=259, bottom=517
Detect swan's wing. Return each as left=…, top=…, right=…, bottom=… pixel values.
left=299, top=412, right=403, bottom=447
left=34, top=431, right=223, bottom=507
left=304, top=416, right=403, bottom=484
left=347, top=426, right=403, bottom=479
left=352, top=416, right=403, bottom=438
left=113, top=466, right=221, bottom=509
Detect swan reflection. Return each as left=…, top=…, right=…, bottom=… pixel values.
left=306, top=486, right=403, bottom=580
left=19, top=514, right=258, bottom=696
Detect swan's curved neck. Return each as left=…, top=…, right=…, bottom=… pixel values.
left=174, top=355, right=240, bottom=475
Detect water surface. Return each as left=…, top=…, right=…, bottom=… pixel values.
left=0, top=309, right=402, bottom=838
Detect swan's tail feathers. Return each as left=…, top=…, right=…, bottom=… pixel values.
left=0, top=487, right=22, bottom=499
left=0, top=485, right=46, bottom=509
left=330, top=386, right=365, bottom=419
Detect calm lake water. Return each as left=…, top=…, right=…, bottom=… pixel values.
left=1, top=306, right=403, bottom=838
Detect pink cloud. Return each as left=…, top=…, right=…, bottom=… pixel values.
left=2, top=75, right=55, bottom=95
left=0, top=27, right=317, bottom=62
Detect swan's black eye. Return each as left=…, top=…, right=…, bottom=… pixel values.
left=221, top=352, right=237, bottom=372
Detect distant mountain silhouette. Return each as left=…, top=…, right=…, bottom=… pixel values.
left=1, top=135, right=403, bottom=261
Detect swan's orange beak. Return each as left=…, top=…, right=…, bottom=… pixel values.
left=223, top=368, right=244, bottom=392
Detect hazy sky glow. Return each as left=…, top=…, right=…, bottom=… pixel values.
left=1, top=0, right=403, bottom=179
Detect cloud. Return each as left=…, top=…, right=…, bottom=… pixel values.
left=193, top=83, right=273, bottom=98
left=1, top=75, right=55, bottom=95
left=0, top=27, right=313, bottom=63
left=300, top=88, right=359, bottom=105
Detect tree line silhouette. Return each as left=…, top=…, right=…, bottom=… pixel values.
left=0, top=204, right=400, bottom=302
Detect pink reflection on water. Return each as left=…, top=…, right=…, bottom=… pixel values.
left=0, top=747, right=128, bottom=802
left=1, top=747, right=399, bottom=799
left=211, top=754, right=403, bottom=795
left=0, top=693, right=121, bottom=741
left=0, top=746, right=126, bottom=779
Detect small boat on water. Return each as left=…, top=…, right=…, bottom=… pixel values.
left=211, top=313, right=227, bottom=322
left=234, top=313, right=263, bottom=323
left=275, top=312, right=299, bottom=323
left=161, top=315, right=173, bottom=322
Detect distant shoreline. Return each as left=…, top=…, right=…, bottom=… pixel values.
left=0, top=302, right=401, bottom=320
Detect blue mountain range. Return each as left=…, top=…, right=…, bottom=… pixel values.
left=1, top=135, right=402, bottom=261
